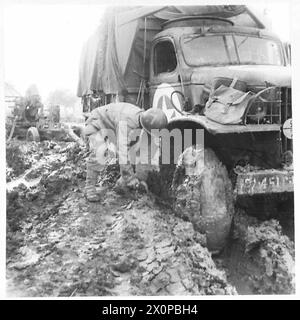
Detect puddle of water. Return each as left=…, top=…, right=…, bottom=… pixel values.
left=7, top=175, right=41, bottom=191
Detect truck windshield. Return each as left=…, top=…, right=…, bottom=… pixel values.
left=181, top=34, right=283, bottom=66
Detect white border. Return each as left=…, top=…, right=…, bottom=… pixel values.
left=1, top=0, right=299, bottom=300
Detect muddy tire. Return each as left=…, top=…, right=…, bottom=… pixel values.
left=26, top=127, right=40, bottom=142
left=172, top=147, right=234, bottom=254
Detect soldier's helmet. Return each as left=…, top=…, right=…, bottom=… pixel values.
left=140, top=108, right=168, bottom=135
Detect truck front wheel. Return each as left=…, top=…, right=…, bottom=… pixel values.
left=172, top=147, right=234, bottom=254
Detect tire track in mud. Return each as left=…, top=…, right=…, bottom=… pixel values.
left=6, top=141, right=236, bottom=296
left=7, top=184, right=236, bottom=296
left=90, top=193, right=237, bottom=296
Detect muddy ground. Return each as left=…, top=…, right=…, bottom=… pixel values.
left=6, top=140, right=295, bottom=296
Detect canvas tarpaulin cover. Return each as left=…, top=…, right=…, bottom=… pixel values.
left=77, top=5, right=260, bottom=97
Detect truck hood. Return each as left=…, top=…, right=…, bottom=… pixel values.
left=190, top=65, right=291, bottom=88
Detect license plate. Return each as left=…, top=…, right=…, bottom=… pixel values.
left=235, top=169, right=293, bottom=195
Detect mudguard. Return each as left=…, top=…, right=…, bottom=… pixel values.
left=168, top=114, right=281, bottom=135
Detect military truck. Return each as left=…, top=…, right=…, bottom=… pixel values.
left=77, top=5, right=293, bottom=253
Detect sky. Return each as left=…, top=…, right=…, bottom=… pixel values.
left=3, top=4, right=106, bottom=100
left=2, top=2, right=291, bottom=102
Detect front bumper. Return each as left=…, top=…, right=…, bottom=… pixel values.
left=234, top=168, right=293, bottom=196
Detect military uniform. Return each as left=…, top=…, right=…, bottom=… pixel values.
left=84, top=103, right=143, bottom=201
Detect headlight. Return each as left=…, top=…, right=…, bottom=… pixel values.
left=247, top=102, right=267, bottom=123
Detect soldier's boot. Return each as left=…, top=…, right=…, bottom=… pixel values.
left=85, top=168, right=101, bottom=202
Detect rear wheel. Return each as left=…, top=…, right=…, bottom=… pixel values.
left=26, top=127, right=40, bottom=142
left=171, top=146, right=234, bottom=254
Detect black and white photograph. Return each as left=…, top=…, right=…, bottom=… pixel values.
left=1, top=0, right=297, bottom=298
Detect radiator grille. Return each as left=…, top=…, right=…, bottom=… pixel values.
left=245, top=87, right=282, bottom=125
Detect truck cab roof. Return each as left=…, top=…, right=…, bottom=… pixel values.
left=154, top=24, right=281, bottom=42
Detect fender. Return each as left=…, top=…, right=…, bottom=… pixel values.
left=168, top=115, right=281, bottom=135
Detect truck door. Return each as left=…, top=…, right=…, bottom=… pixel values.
left=149, top=37, right=184, bottom=121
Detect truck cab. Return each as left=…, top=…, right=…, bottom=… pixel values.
left=148, top=17, right=292, bottom=176
left=149, top=18, right=290, bottom=115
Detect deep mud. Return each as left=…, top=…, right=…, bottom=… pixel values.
left=218, top=210, right=295, bottom=294
left=6, top=141, right=295, bottom=296
left=6, top=140, right=40, bottom=181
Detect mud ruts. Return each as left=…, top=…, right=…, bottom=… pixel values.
left=6, top=141, right=295, bottom=296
